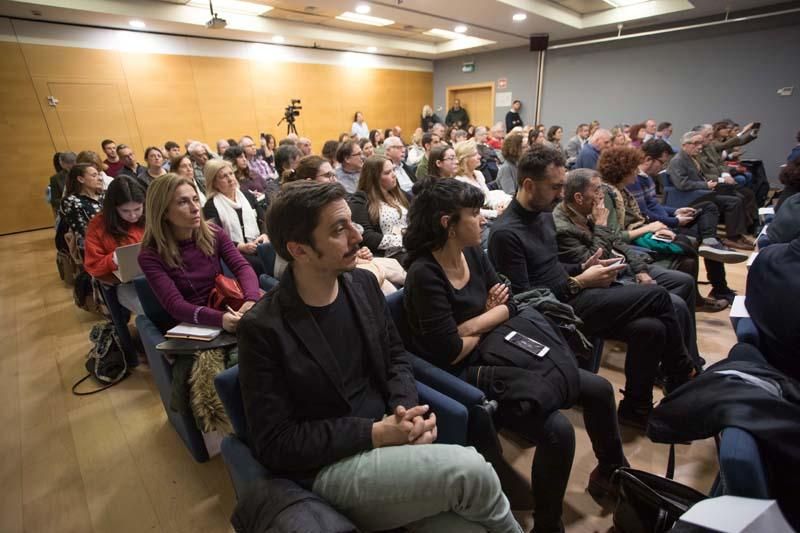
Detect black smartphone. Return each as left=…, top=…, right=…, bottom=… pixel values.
left=504, top=330, right=550, bottom=358
left=752, top=122, right=761, bottom=130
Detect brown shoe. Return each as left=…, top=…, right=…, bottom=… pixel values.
left=722, top=237, right=754, bottom=251
left=695, top=296, right=729, bottom=313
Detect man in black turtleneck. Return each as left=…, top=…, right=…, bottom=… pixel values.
left=488, top=145, right=696, bottom=428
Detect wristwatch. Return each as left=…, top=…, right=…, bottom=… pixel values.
left=567, top=276, right=583, bottom=296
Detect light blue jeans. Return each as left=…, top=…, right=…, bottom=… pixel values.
left=312, top=444, right=522, bottom=533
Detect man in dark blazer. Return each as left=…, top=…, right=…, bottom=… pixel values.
left=237, top=181, right=521, bottom=533
left=667, top=131, right=753, bottom=250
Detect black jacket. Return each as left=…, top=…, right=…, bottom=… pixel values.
left=648, top=352, right=800, bottom=529
left=237, top=266, right=418, bottom=482
left=231, top=478, right=358, bottom=533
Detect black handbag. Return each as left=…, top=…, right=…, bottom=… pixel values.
left=611, top=446, right=706, bottom=533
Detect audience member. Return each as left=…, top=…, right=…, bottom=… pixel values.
left=281, top=155, right=335, bottom=185
left=445, top=98, right=470, bottom=128
left=489, top=145, right=696, bottom=428
left=187, top=141, right=211, bottom=190
left=170, top=154, right=207, bottom=205
left=83, top=176, right=146, bottom=315
left=136, top=146, right=167, bottom=191
left=414, top=132, right=439, bottom=181
left=358, top=138, right=375, bottom=158
left=102, top=139, right=124, bottom=177
left=403, top=178, right=627, bottom=531
left=224, top=145, right=265, bottom=201
left=420, top=104, right=443, bottom=132
left=350, top=111, right=369, bottom=139
left=610, top=127, right=629, bottom=147
left=497, top=133, right=524, bottom=195
left=60, top=163, right=105, bottom=251
left=202, top=159, right=267, bottom=275
left=589, top=120, right=600, bottom=135
left=643, top=119, right=657, bottom=142
left=505, top=100, right=523, bottom=132
left=164, top=141, right=181, bottom=160
left=383, top=137, right=416, bottom=194
left=547, top=125, right=564, bottom=156
left=76, top=150, right=113, bottom=189
left=334, top=140, right=364, bottom=194
left=138, top=173, right=259, bottom=331
left=454, top=139, right=509, bottom=218
left=237, top=181, right=521, bottom=533
left=788, top=129, right=800, bottom=162
left=276, top=144, right=303, bottom=182
left=340, top=132, right=353, bottom=144
left=697, top=123, right=757, bottom=195
left=425, top=144, right=458, bottom=181
left=240, top=135, right=275, bottom=183
left=668, top=131, right=754, bottom=250
left=656, top=122, right=673, bottom=147
left=775, top=159, right=800, bottom=210
left=49, top=151, right=76, bottom=215
left=746, top=236, right=800, bottom=380
left=116, top=144, right=144, bottom=182
left=527, top=128, right=547, bottom=148
left=296, top=137, right=312, bottom=157
left=350, top=155, right=409, bottom=261
left=767, top=192, right=800, bottom=244
left=628, top=140, right=746, bottom=305
left=628, top=123, right=646, bottom=148
left=321, top=140, right=339, bottom=168
left=565, top=123, right=590, bottom=165
left=575, top=128, right=611, bottom=170
left=216, top=139, right=230, bottom=158
left=474, top=127, right=500, bottom=181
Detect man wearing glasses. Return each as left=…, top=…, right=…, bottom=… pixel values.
left=668, top=132, right=754, bottom=251
left=383, top=137, right=416, bottom=194
left=334, top=140, right=364, bottom=193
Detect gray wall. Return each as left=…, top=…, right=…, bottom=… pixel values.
left=433, top=17, right=800, bottom=179
left=433, top=46, right=539, bottom=127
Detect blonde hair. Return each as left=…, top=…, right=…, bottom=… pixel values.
left=454, top=139, right=478, bottom=177
left=422, top=104, right=433, bottom=118
left=142, top=173, right=216, bottom=269
left=203, top=159, right=236, bottom=198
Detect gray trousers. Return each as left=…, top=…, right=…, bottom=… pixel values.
left=312, top=444, right=522, bottom=533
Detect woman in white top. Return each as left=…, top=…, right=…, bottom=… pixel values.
left=350, top=111, right=370, bottom=140
left=201, top=159, right=268, bottom=275
left=453, top=139, right=510, bottom=218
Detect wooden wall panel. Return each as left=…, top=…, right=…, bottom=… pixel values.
left=0, top=42, right=57, bottom=234
left=190, top=56, right=258, bottom=146
left=121, top=53, right=205, bottom=152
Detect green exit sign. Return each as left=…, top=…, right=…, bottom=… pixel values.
left=461, top=61, right=475, bottom=73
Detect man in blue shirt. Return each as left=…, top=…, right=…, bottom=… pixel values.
left=627, top=140, right=747, bottom=306
left=575, top=129, right=611, bottom=170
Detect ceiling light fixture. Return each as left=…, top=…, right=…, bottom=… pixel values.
left=272, top=35, right=285, bottom=43
left=129, top=19, right=146, bottom=29
left=424, top=28, right=465, bottom=40
left=454, top=25, right=467, bottom=33
left=367, top=46, right=377, bottom=53
left=186, top=0, right=273, bottom=16
left=512, top=13, right=527, bottom=21
left=355, top=3, right=371, bottom=14
left=335, top=11, right=394, bottom=26
left=605, top=0, right=648, bottom=6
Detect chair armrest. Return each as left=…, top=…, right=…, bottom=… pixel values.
left=220, top=435, right=270, bottom=500
left=718, top=427, right=770, bottom=498
left=409, top=354, right=485, bottom=407
left=735, top=317, right=760, bottom=346
left=415, top=380, right=468, bottom=446
left=259, top=274, right=279, bottom=291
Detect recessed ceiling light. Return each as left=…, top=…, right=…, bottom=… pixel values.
left=129, top=19, right=146, bottom=29
left=454, top=25, right=467, bottom=33
left=367, top=46, right=377, bottom=53
left=424, top=28, right=465, bottom=40
left=272, top=35, right=285, bottom=43
left=355, top=3, right=371, bottom=14
left=335, top=11, right=394, bottom=26
left=512, top=13, right=527, bottom=21
left=186, top=0, right=273, bottom=16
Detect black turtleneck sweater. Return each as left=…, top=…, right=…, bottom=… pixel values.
left=488, top=198, right=582, bottom=300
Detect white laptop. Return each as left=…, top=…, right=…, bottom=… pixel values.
left=113, top=242, right=143, bottom=282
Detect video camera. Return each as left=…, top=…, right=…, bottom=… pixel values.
left=283, top=99, right=302, bottom=123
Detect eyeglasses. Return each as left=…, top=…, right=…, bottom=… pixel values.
left=442, top=156, right=457, bottom=161
left=316, top=171, right=336, bottom=180
left=350, top=151, right=363, bottom=158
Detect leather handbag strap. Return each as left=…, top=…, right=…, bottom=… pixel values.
left=666, top=444, right=676, bottom=480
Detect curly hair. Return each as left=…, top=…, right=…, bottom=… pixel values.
left=779, top=159, right=800, bottom=188
left=597, top=146, right=643, bottom=185
left=402, top=178, right=484, bottom=269
left=501, top=133, right=524, bottom=164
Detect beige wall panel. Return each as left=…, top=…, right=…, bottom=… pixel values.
left=21, top=44, right=126, bottom=81
left=0, top=42, right=57, bottom=234
left=191, top=56, right=258, bottom=146
left=250, top=60, right=300, bottom=141
left=405, top=72, right=433, bottom=134
left=121, top=52, right=205, bottom=151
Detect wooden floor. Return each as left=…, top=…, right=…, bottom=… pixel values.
left=0, top=229, right=747, bottom=533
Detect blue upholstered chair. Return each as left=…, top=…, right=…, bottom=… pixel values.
left=214, top=364, right=470, bottom=499
left=256, top=243, right=280, bottom=291
left=659, top=173, right=710, bottom=209
left=133, top=276, right=210, bottom=462
left=734, top=317, right=761, bottom=347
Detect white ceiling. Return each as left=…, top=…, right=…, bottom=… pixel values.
left=0, top=0, right=792, bottom=59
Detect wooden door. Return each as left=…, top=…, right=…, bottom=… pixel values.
left=447, top=83, right=495, bottom=129
left=47, top=82, right=133, bottom=153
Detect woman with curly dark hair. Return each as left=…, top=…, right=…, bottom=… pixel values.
left=628, top=123, right=647, bottom=148
left=402, top=177, right=627, bottom=533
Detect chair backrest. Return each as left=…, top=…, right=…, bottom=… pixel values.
left=133, top=275, right=175, bottom=332
left=256, top=242, right=276, bottom=277
left=214, top=365, right=248, bottom=441
left=385, top=289, right=413, bottom=350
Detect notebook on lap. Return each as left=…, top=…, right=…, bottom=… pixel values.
left=113, top=242, right=143, bottom=282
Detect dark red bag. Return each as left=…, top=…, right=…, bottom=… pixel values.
left=207, top=274, right=245, bottom=312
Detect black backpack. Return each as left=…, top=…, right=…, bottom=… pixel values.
left=72, top=322, right=129, bottom=395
